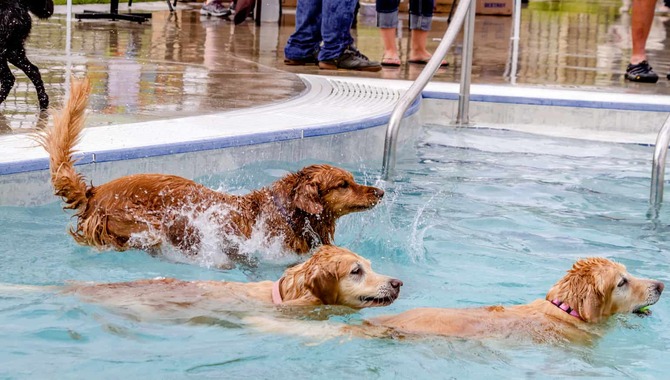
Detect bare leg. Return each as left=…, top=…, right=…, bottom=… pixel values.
left=380, top=27, right=399, bottom=60
left=409, top=29, right=431, bottom=61
left=630, top=0, right=656, bottom=64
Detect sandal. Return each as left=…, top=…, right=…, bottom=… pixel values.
left=381, top=56, right=401, bottom=67
left=408, top=58, right=449, bottom=67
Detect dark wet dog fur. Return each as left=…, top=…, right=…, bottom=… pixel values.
left=0, top=0, right=54, bottom=110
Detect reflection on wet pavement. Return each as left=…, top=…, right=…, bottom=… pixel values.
left=1, top=0, right=669, bottom=133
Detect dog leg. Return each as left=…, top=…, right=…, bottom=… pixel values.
left=0, top=60, right=16, bottom=107
left=165, top=215, right=202, bottom=255
left=7, top=48, right=49, bottom=110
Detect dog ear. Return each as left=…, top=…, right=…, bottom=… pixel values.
left=293, top=180, right=323, bottom=215
left=578, top=285, right=605, bottom=323
left=304, top=260, right=339, bottom=305
left=579, top=266, right=617, bottom=322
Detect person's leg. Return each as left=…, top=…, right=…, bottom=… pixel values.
left=625, top=0, right=658, bottom=82
left=409, top=30, right=430, bottom=61
left=318, top=0, right=381, bottom=71
left=376, top=0, right=401, bottom=63
left=284, top=0, right=322, bottom=63
left=318, top=0, right=357, bottom=61
left=408, top=0, right=445, bottom=65
left=630, top=0, right=655, bottom=64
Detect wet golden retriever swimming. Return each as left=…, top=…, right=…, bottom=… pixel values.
left=53, top=246, right=401, bottom=321
left=254, top=257, right=663, bottom=345
left=37, top=79, right=384, bottom=260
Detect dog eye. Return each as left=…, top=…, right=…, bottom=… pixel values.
left=617, top=278, right=628, bottom=287
left=350, top=266, right=361, bottom=275
left=339, top=181, right=349, bottom=189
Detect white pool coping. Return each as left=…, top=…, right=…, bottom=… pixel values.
left=1, top=75, right=669, bottom=176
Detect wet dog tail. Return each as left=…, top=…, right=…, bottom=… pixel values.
left=36, top=78, right=92, bottom=212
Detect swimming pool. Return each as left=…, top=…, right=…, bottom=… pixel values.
left=0, top=125, right=668, bottom=378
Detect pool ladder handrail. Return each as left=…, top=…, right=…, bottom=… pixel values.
left=381, top=0, right=477, bottom=180
left=650, top=114, right=670, bottom=211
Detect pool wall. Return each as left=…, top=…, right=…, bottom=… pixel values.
left=1, top=75, right=669, bottom=206
left=0, top=120, right=422, bottom=206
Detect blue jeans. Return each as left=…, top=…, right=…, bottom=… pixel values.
left=284, top=0, right=357, bottom=61
left=376, top=0, right=434, bottom=31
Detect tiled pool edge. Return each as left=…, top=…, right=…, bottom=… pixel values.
left=0, top=75, right=418, bottom=177
left=2, top=76, right=670, bottom=179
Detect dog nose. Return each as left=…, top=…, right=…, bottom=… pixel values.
left=374, top=188, right=384, bottom=198
left=390, top=279, right=403, bottom=289
left=656, top=281, right=665, bottom=294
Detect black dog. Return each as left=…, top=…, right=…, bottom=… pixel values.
left=0, top=0, right=54, bottom=110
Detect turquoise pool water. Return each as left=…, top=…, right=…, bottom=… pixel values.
left=1, top=125, right=669, bottom=378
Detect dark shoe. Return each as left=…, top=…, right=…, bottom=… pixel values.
left=318, top=46, right=382, bottom=72
left=284, top=55, right=318, bottom=66
left=625, top=61, right=659, bottom=83
left=284, top=49, right=319, bottom=66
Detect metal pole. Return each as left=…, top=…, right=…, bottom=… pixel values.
left=456, top=0, right=476, bottom=125
left=509, top=0, right=521, bottom=85
left=381, top=0, right=474, bottom=179
left=512, top=0, right=521, bottom=41
left=650, top=115, right=670, bottom=207
left=66, top=0, right=72, bottom=96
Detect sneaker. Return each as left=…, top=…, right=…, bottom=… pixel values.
left=200, top=1, right=232, bottom=17
left=318, top=45, right=382, bottom=72
left=284, top=56, right=318, bottom=66
left=625, top=61, right=659, bottom=83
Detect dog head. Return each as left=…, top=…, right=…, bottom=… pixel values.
left=282, top=245, right=402, bottom=308
left=288, top=164, right=384, bottom=217
left=26, top=0, right=54, bottom=19
left=546, top=257, right=664, bottom=323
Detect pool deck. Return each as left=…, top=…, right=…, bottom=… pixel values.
left=1, top=0, right=670, bottom=176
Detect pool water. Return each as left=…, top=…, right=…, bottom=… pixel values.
left=1, top=125, right=669, bottom=378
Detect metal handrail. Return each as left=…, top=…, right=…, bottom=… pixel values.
left=381, top=0, right=476, bottom=180
left=455, top=0, right=476, bottom=125
left=650, top=115, right=670, bottom=210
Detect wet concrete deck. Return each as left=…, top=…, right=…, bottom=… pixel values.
left=1, top=0, right=670, bottom=133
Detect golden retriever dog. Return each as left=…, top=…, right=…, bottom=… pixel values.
left=253, top=257, right=664, bottom=345
left=37, top=79, right=384, bottom=261
left=62, top=245, right=402, bottom=322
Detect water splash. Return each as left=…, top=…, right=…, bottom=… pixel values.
left=126, top=201, right=300, bottom=270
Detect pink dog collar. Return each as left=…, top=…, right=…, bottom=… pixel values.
left=551, top=299, right=582, bottom=320
left=272, top=279, right=283, bottom=305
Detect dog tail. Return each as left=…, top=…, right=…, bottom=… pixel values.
left=36, top=78, right=92, bottom=211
